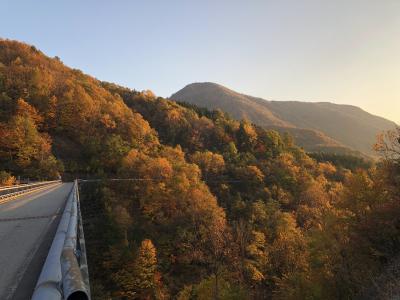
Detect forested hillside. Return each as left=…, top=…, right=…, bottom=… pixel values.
left=1, top=40, right=399, bottom=299
left=171, top=82, right=397, bottom=156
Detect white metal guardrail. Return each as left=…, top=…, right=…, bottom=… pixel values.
left=32, top=180, right=90, bottom=300
left=0, top=180, right=61, bottom=200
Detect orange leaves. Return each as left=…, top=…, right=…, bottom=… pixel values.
left=141, top=90, right=156, bottom=100
left=276, top=153, right=301, bottom=178
left=237, top=120, right=258, bottom=151
left=118, top=144, right=229, bottom=272
left=100, top=113, right=117, bottom=129
left=318, top=162, right=337, bottom=176
left=296, top=180, right=332, bottom=230
left=122, top=149, right=173, bottom=179
left=16, top=98, right=43, bottom=126
left=0, top=171, right=15, bottom=186
left=1, top=40, right=161, bottom=172
left=150, top=158, right=174, bottom=180
left=189, top=151, right=225, bottom=179
left=121, top=149, right=140, bottom=170
left=166, top=109, right=182, bottom=123
left=0, top=97, right=60, bottom=177
left=134, top=156, right=174, bottom=181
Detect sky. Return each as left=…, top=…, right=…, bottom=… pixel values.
left=1, top=0, right=399, bottom=124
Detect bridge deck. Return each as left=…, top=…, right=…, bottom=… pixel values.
left=0, top=183, right=72, bottom=300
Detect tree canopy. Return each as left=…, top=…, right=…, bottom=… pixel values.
left=1, top=39, right=399, bottom=299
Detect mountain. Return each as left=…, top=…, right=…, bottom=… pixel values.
left=171, top=82, right=397, bottom=156
left=2, top=39, right=400, bottom=300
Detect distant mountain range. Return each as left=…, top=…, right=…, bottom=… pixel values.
left=171, top=82, right=397, bottom=156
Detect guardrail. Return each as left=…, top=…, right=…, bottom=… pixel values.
left=32, top=180, right=91, bottom=300
left=0, top=180, right=61, bottom=200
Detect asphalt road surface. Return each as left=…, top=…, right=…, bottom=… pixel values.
left=0, top=182, right=72, bottom=300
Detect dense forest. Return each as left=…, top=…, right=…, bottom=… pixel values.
left=0, top=40, right=399, bottom=299
left=170, top=82, right=397, bottom=157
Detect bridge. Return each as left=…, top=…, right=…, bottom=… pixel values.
left=0, top=181, right=90, bottom=300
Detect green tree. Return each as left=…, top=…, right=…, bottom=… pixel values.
left=237, top=120, right=257, bottom=152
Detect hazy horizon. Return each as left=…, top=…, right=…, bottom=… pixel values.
left=172, top=81, right=399, bottom=124
left=1, top=0, right=399, bottom=124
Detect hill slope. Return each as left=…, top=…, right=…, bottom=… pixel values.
left=1, top=39, right=399, bottom=300
left=171, top=82, right=397, bottom=155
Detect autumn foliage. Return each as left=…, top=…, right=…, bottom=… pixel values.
left=1, top=39, right=400, bottom=299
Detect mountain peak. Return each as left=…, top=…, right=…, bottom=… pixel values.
left=171, top=82, right=397, bottom=156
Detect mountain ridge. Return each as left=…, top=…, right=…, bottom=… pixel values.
left=171, top=82, right=397, bottom=156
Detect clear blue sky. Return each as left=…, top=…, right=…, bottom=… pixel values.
left=1, top=0, right=399, bottom=123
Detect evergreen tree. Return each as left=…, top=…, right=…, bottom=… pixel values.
left=133, top=239, right=158, bottom=299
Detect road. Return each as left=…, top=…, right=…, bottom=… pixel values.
left=0, top=182, right=72, bottom=300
